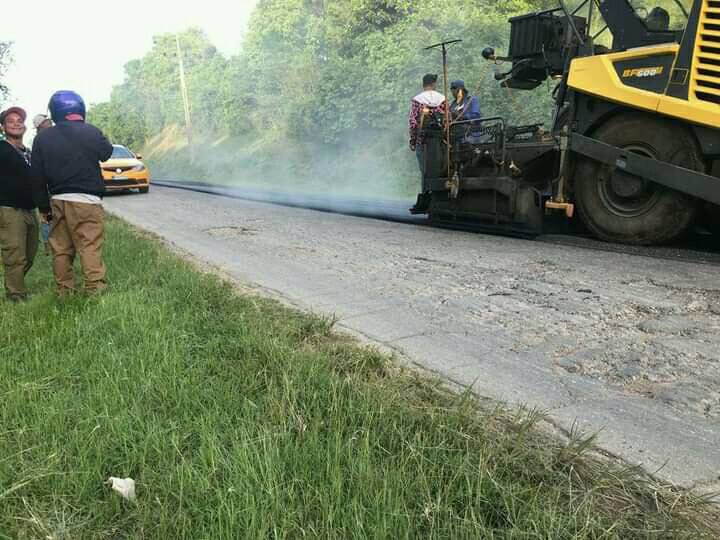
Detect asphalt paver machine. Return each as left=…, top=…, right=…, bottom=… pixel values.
left=415, top=0, right=720, bottom=244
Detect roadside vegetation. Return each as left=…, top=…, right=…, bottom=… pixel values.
left=88, top=0, right=560, bottom=196
left=0, top=39, right=12, bottom=110
left=1, top=216, right=718, bottom=538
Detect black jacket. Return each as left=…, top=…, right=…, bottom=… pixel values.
left=31, top=120, right=113, bottom=212
left=0, top=140, right=35, bottom=210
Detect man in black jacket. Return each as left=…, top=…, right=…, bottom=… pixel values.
left=31, top=91, right=113, bottom=295
left=0, top=106, right=38, bottom=302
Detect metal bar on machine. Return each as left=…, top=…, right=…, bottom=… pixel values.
left=570, top=133, right=720, bottom=206
left=571, top=0, right=590, bottom=16
left=558, top=0, right=586, bottom=43
left=425, top=39, right=463, bottom=181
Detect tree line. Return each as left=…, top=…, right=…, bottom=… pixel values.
left=0, top=41, right=12, bottom=108
left=89, top=0, right=558, bottom=192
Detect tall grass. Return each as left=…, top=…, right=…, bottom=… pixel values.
left=0, top=217, right=717, bottom=538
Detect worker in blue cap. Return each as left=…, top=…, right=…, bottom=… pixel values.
left=450, top=80, right=482, bottom=144
left=449, top=80, right=481, bottom=121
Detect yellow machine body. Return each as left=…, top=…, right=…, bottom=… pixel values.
left=568, top=1, right=720, bottom=130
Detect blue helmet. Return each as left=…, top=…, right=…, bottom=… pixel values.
left=48, top=90, right=86, bottom=123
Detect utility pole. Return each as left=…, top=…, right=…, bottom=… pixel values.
left=175, top=34, right=194, bottom=162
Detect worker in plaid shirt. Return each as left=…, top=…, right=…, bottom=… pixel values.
left=408, top=74, right=446, bottom=212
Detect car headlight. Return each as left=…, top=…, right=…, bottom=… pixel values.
left=131, top=164, right=146, bottom=172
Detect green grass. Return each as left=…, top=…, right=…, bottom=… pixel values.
left=0, top=217, right=717, bottom=539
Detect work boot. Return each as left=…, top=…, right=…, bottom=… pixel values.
left=6, top=292, right=30, bottom=303
left=410, top=192, right=431, bottom=214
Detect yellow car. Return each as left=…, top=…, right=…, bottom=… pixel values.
left=101, top=145, right=150, bottom=193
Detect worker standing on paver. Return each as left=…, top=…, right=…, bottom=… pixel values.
left=449, top=80, right=481, bottom=122
left=409, top=74, right=446, bottom=213
left=0, top=106, right=39, bottom=302
left=449, top=80, right=483, bottom=144
left=31, top=91, right=113, bottom=296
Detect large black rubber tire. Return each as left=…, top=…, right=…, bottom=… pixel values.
left=138, top=186, right=150, bottom=194
left=573, top=114, right=702, bottom=245
left=701, top=202, right=720, bottom=236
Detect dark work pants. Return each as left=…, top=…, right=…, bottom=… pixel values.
left=416, top=144, right=428, bottom=193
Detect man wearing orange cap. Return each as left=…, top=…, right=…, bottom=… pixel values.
left=0, top=106, right=39, bottom=302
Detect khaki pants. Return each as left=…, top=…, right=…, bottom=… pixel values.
left=49, top=200, right=107, bottom=294
left=0, top=207, right=39, bottom=299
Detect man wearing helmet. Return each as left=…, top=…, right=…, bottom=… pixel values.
left=0, top=106, right=39, bottom=302
left=31, top=90, right=113, bottom=296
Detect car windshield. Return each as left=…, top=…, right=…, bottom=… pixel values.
left=628, top=0, right=691, bottom=32
left=111, top=146, right=134, bottom=159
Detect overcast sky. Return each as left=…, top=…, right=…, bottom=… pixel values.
left=4, top=0, right=258, bottom=120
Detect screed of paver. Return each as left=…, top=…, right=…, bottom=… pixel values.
left=105, top=187, right=720, bottom=487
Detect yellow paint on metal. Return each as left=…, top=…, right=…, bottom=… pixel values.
left=545, top=201, right=575, bottom=218
left=568, top=45, right=676, bottom=114
left=685, top=0, right=720, bottom=124
left=568, top=38, right=720, bottom=129
left=622, top=66, right=665, bottom=77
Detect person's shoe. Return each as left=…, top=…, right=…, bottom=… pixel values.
left=410, top=192, right=431, bottom=214
left=6, top=293, right=30, bottom=303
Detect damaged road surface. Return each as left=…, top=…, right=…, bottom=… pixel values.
left=106, top=186, right=720, bottom=490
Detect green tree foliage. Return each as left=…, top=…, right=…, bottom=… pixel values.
left=0, top=41, right=13, bottom=104
left=90, top=0, right=558, bottom=192
left=89, top=28, right=228, bottom=149
left=231, top=0, right=555, bottom=143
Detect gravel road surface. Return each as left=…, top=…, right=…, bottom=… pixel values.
left=106, top=187, right=720, bottom=490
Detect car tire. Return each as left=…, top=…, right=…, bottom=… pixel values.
left=138, top=186, right=149, bottom=194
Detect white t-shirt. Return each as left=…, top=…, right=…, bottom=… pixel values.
left=52, top=193, right=102, bottom=205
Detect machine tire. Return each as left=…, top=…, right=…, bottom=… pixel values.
left=138, top=186, right=150, bottom=194
left=573, top=114, right=702, bottom=245
left=701, top=203, right=720, bottom=235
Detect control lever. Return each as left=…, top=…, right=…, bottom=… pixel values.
left=482, top=46, right=533, bottom=81
left=493, top=58, right=533, bottom=81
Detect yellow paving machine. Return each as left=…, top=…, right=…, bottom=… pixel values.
left=415, top=0, right=720, bottom=244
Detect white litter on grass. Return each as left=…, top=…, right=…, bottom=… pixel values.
left=106, top=477, right=136, bottom=502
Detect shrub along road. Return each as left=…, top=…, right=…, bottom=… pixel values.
left=1, top=213, right=718, bottom=537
